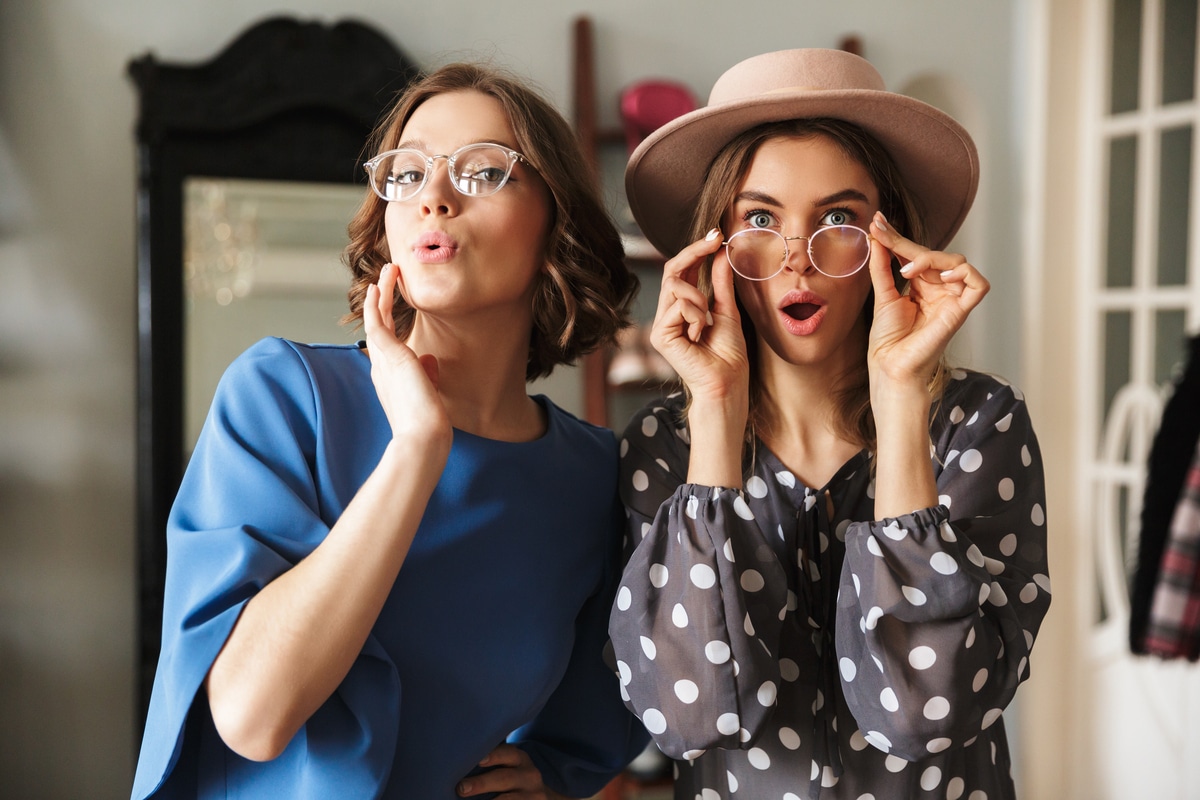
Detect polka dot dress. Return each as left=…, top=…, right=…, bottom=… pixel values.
left=609, top=371, right=1050, bottom=799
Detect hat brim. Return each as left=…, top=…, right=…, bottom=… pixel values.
left=625, top=87, right=979, bottom=257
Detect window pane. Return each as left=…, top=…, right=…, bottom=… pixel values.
left=1102, top=311, right=1133, bottom=440
left=1111, top=0, right=1144, bottom=113
left=1162, top=0, right=1198, bottom=104
left=1157, top=126, right=1192, bottom=286
left=1155, top=309, right=1188, bottom=384
left=1106, top=136, right=1138, bottom=288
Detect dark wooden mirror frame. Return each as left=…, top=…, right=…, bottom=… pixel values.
left=127, top=16, right=418, bottom=729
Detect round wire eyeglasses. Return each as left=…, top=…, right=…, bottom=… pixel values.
left=722, top=225, right=872, bottom=280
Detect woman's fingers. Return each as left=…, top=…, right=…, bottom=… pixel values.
left=866, top=215, right=902, bottom=301
left=660, top=230, right=723, bottom=293
left=654, top=229, right=725, bottom=341
left=651, top=296, right=710, bottom=351
left=659, top=274, right=710, bottom=319
left=709, top=237, right=740, bottom=321
left=870, top=211, right=929, bottom=267
left=872, top=212, right=989, bottom=301
left=364, top=263, right=401, bottom=348
left=662, top=227, right=724, bottom=279
left=932, top=261, right=991, bottom=310
left=457, top=744, right=543, bottom=797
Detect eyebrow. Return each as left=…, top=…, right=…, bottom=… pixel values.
left=733, top=187, right=872, bottom=208
left=814, top=188, right=872, bottom=207
left=393, top=137, right=515, bottom=153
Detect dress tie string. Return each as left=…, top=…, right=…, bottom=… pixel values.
left=797, top=487, right=845, bottom=796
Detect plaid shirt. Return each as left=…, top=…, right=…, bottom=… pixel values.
left=1143, top=438, right=1200, bottom=660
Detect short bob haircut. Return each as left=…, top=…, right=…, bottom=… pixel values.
left=343, top=62, right=638, bottom=380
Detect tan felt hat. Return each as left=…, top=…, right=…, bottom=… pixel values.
left=624, top=48, right=979, bottom=257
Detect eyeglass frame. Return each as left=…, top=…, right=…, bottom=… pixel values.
left=721, top=225, right=873, bottom=281
left=362, top=142, right=532, bottom=202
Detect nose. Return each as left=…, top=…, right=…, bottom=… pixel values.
left=782, top=235, right=815, bottom=275
left=418, top=155, right=459, bottom=217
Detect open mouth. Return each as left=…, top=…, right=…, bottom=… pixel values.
left=783, top=302, right=821, bottom=321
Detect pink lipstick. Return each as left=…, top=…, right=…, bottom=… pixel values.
left=412, top=231, right=458, bottom=264
left=777, top=289, right=827, bottom=336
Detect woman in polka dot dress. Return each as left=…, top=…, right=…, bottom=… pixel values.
left=609, top=49, right=1050, bottom=799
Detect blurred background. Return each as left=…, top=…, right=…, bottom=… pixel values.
left=1, top=1, right=1196, bottom=797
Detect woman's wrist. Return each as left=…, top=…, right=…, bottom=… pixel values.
left=685, top=396, right=747, bottom=488
left=870, top=376, right=932, bottom=427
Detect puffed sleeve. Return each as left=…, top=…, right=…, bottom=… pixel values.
left=510, top=494, right=652, bottom=796
left=608, top=398, right=788, bottom=759
left=834, top=373, right=1051, bottom=761
left=131, top=339, right=399, bottom=799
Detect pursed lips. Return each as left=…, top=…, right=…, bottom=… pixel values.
left=412, top=231, right=458, bottom=263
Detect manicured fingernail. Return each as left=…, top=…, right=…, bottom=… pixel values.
left=873, top=213, right=888, bottom=231
left=705, top=227, right=720, bottom=241
left=705, top=311, right=714, bottom=326
left=900, top=261, right=915, bottom=275
left=940, top=269, right=955, bottom=279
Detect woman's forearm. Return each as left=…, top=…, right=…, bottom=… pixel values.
left=870, top=379, right=938, bottom=519
left=684, top=396, right=748, bottom=489
left=205, top=431, right=451, bottom=761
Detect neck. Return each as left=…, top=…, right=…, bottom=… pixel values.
left=751, top=331, right=867, bottom=486
left=406, top=310, right=543, bottom=441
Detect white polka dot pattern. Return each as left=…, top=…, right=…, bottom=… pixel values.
left=610, top=372, right=1048, bottom=799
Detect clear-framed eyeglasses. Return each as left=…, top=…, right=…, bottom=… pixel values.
left=722, top=225, right=872, bottom=280
left=363, top=142, right=531, bottom=202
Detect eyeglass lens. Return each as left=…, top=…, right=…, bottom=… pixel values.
left=369, top=144, right=515, bottom=201
left=725, top=227, right=869, bottom=280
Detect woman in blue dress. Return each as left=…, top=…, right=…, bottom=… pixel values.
left=609, top=49, right=1050, bottom=798
left=132, top=62, right=648, bottom=799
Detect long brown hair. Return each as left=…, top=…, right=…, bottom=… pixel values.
left=343, top=62, right=637, bottom=380
left=688, top=118, right=949, bottom=457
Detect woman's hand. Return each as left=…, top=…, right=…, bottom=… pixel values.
left=865, top=212, right=990, bottom=388
left=865, top=212, right=986, bottom=516
left=363, top=263, right=452, bottom=450
left=651, top=229, right=751, bottom=487
left=456, top=744, right=572, bottom=799
left=649, top=229, right=750, bottom=405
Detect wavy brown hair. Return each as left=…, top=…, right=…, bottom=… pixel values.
left=343, top=62, right=637, bottom=380
left=687, top=118, right=949, bottom=457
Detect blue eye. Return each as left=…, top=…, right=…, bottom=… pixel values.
left=747, top=211, right=774, bottom=228
left=821, top=209, right=852, bottom=226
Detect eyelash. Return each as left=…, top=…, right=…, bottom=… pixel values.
left=821, top=207, right=857, bottom=226
left=741, top=206, right=859, bottom=230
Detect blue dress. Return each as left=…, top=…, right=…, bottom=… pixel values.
left=132, top=337, right=648, bottom=799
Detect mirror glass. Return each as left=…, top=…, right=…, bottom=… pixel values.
left=183, top=177, right=363, bottom=451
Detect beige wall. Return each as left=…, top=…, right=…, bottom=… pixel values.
left=0, top=1, right=1027, bottom=796
left=1018, top=0, right=1082, bottom=795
